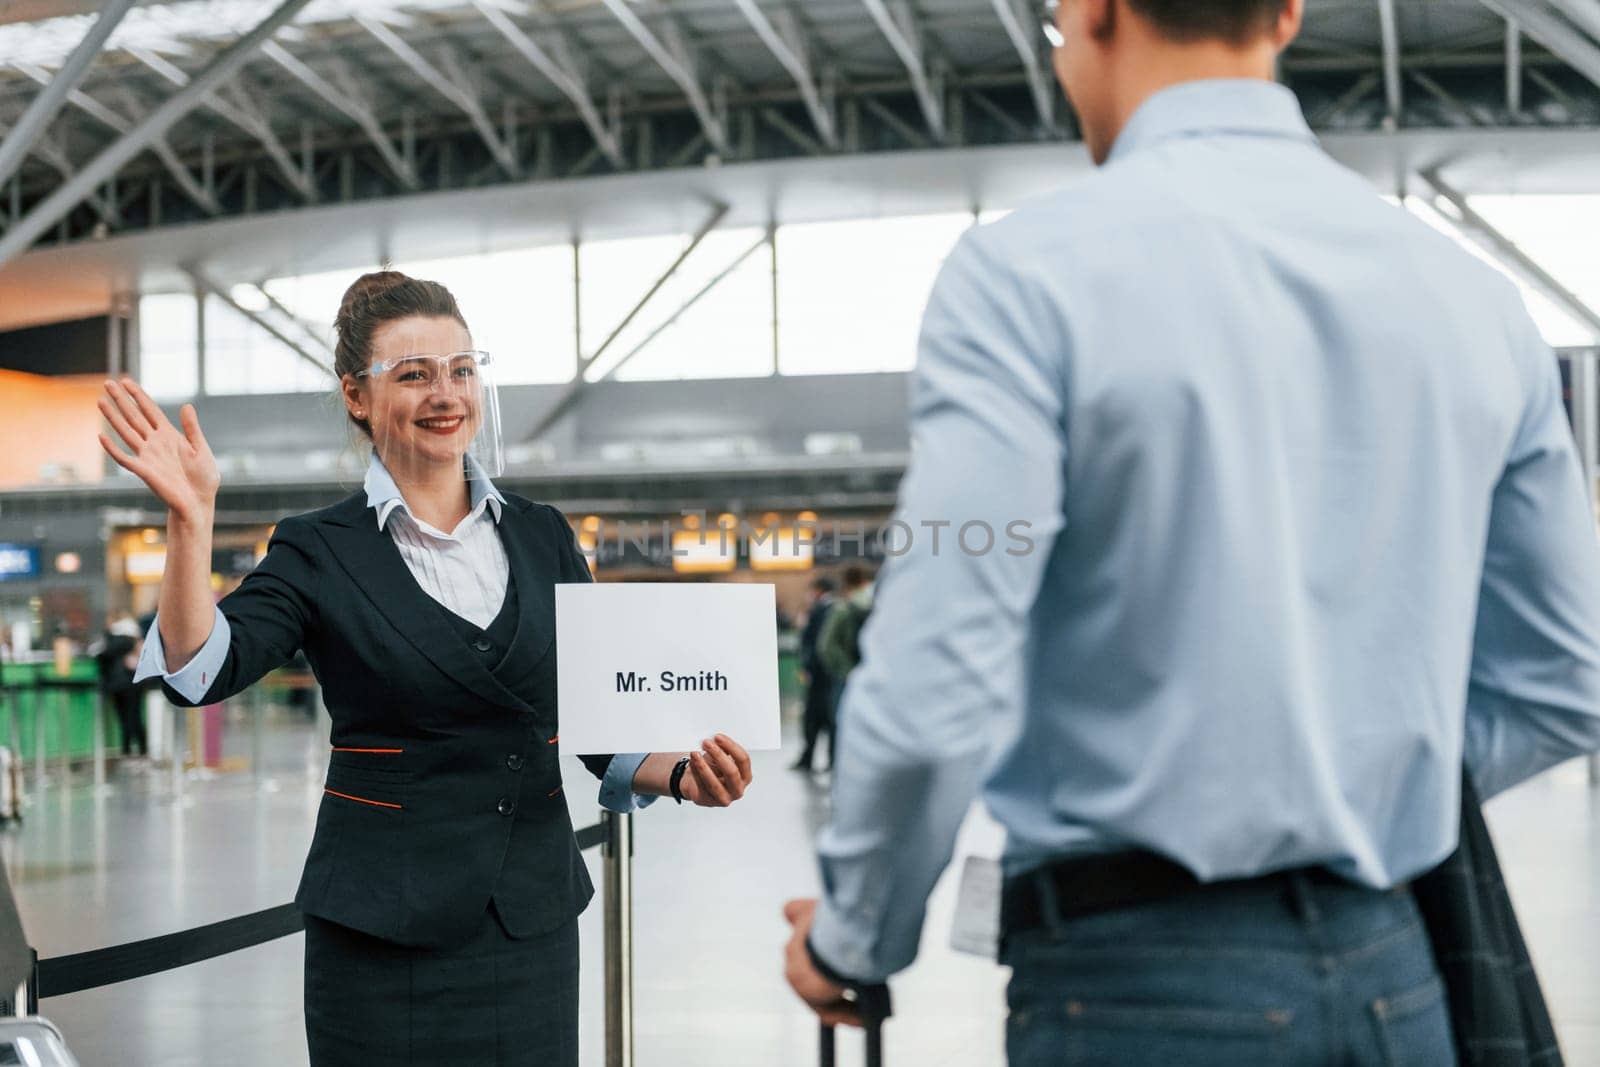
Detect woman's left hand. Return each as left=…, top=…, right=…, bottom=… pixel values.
left=679, top=734, right=753, bottom=807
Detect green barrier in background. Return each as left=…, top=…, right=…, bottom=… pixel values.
left=778, top=648, right=803, bottom=712
left=0, top=660, right=115, bottom=763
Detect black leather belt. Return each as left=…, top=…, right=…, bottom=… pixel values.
left=1000, top=850, right=1356, bottom=935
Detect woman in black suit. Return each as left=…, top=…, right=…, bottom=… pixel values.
left=99, top=271, right=754, bottom=1066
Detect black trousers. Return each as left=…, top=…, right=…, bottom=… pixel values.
left=110, top=688, right=146, bottom=756
left=795, top=672, right=834, bottom=769
left=303, top=904, right=579, bottom=1067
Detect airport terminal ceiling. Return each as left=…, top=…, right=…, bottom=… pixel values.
left=3, top=0, right=1600, bottom=326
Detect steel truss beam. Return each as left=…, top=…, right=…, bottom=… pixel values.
left=1409, top=70, right=1487, bottom=125
left=860, top=0, right=945, bottom=140
left=128, top=46, right=317, bottom=202
left=1307, top=71, right=1381, bottom=125
left=474, top=1, right=625, bottom=170
left=989, top=0, right=1054, bottom=129
left=8, top=56, right=1600, bottom=252
left=733, top=0, right=839, bottom=149
left=12, top=63, right=223, bottom=215
left=262, top=41, right=421, bottom=191
left=0, top=0, right=136, bottom=189
left=1558, top=0, right=1600, bottom=43
left=1377, top=0, right=1403, bottom=122
left=1478, top=0, right=1600, bottom=93
left=356, top=13, right=522, bottom=178
left=0, top=0, right=312, bottom=268
left=1505, top=19, right=1523, bottom=113
left=600, top=0, right=730, bottom=156
left=21, top=131, right=119, bottom=226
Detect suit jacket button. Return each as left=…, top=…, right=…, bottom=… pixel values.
left=474, top=638, right=493, bottom=653
left=506, top=754, right=524, bottom=771
left=497, top=798, right=515, bottom=816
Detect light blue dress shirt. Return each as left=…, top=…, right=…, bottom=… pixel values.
left=134, top=452, right=651, bottom=813
left=809, top=79, right=1600, bottom=982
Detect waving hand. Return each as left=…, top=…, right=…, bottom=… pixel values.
left=97, top=378, right=220, bottom=521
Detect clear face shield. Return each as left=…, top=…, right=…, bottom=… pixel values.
left=355, top=350, right=505, bottom=482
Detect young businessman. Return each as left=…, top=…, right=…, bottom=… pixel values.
left=783, top=1, right=1600, bottom=1062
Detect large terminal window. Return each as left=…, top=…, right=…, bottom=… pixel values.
left=1402, top=195, right=1595, bottom=348
left=776, top=213, right=974, bottom=376
left=204, top=292, right=331, bottom=396
left=1471, top=196, right=1600, bottom=349
left=137, top=292, right=200, bottom=400
left=579, top=228, right=775, bottom=382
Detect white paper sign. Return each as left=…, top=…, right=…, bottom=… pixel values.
left=555, top=583, right=782, bottom=754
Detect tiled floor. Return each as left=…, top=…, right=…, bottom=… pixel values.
left=2, top=705, right=1596, bottom=1066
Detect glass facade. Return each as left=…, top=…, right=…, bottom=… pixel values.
left=139, top=199, right=1599, bottom=398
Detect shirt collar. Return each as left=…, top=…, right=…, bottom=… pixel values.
left=1108, top=79, right=1315, bottom=165
left=363, top=451, right=506, bottom=532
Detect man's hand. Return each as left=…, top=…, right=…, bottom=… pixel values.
left=783, top=899, right=859, bottom=1028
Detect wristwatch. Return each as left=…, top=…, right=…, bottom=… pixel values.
left=669, top=755, right=692, bottom=804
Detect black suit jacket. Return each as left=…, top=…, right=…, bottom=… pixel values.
left=1412, top=774, right=1563, bottom=1066
left=162, top=490, right=599, bottom=948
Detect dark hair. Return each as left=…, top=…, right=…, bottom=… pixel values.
left=333, top=270, right=468, bottom=439
left=1128, top=0, right=1285, bottom=43
left=842, top=564, right=872, bottom=590
left=811, top=576, right=836, bottom=594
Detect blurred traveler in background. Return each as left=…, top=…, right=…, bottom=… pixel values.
left=783, top=0, right=1600, bottom=1063
left=95, top=614, right=147, bottom=759
left=817, top=564, right=874, bottom=689
left=792, top=576, right=837, bottom=773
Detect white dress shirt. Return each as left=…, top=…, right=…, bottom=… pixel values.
left=364, top=452, right=510, bottom=630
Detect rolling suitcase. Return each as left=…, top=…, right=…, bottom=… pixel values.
left=819, top=982, right=891, bottom=1067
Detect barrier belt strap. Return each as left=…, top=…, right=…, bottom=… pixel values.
left=35, top=821, right=610, bottom=998
left=37, top=903, right=304, bottom=998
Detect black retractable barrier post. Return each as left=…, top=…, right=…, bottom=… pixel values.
left=820, top=982, right=891, bottom=1067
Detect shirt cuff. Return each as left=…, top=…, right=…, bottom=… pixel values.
left=132, top=607, right=230, bottom=705
left=808, top=895, right=892, bottom=985
left=597, top=752, right=657, bottom=814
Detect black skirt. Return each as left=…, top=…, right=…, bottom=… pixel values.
left=303, top=904, right=579, bottom=1067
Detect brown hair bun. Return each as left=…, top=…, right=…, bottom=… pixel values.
left=335, top=270, right=412, bottom=333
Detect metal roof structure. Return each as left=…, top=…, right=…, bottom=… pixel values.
left=0, top=0, right=1598, bottom=264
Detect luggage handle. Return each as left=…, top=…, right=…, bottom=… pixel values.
left=819, top=982, right=890, bottom=1067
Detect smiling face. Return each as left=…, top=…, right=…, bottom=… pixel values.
left=343, top=315, right=479, bottom=478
